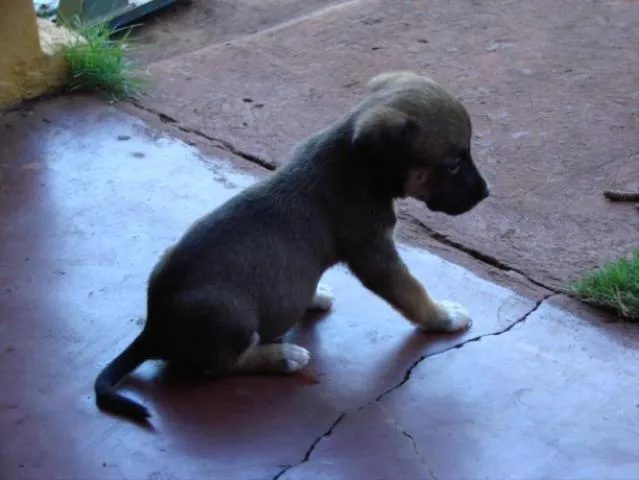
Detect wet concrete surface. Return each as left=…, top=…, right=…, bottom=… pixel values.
left=1, top=96, right=638, bottom=480
left=280, top=302, right=639, bottom=480
left=139, top=0, right=639, bottom=291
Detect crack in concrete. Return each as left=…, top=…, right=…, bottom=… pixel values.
left=271, top=293, right=555, bottom=479
left=401, top=429, right=438, bottom=480
left=272, top=413, right=347, bottom=480
left=372, top=292, right=554, bottom=403
left=129, top=101, right=278, bottom=171
left=407, top=216, right=559, bottom=294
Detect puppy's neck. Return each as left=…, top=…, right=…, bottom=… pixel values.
left=293, top=121, right=353, bottom=165
left=286, top=120, right=403, bottom=211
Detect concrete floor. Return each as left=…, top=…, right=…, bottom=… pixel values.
left=0, top=97, right=637, bottom=480
left=132, top=0, right=639, bottom=291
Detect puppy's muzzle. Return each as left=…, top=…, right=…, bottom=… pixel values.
left=427, top=175, right=490, bottom=216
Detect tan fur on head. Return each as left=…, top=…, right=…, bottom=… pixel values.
left=353, top=70, right=472, bottom=166
left=366, top=70, right=435, bottom=93
left=364, top=70, right=467, bottom=120
left=350, top=70, right=488, bottom=214
left=403, top=167, right=431, bottom=199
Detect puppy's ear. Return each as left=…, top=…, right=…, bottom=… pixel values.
left=352, top=105, right=419, bottom=153
left=366, top=71, right=419, bottom=93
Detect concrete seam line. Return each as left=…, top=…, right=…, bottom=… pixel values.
left=271, top=293, right=555, bottom=479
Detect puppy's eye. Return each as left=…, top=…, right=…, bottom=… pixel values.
left=447, top=159, right=461, bottom=175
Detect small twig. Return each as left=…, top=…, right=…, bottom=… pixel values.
left=603, top=190, right=639, bottom=202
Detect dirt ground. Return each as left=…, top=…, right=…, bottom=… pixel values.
left=128, top=0, right=638, bottom=292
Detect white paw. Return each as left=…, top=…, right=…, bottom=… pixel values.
left=281, top=344, right=311, bottom=372
left=434, top=300, right=473, bottom=332
left=309, top=283, right=334, bottom=311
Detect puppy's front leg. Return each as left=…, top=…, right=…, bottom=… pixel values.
left=307, top=283, right=335, bottom=312
left=347, top=238, right=472, bottom=332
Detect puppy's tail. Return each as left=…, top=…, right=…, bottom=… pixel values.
left=94, top=333, right=152, bottom=421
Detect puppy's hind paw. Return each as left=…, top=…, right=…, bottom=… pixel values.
left=234, top=343, right=311, bottom=374
left=431, top=300, right=473, bottom=332
left=280, top=344, right=311, bottom=372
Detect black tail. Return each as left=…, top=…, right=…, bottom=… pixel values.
left=94, top=333, right=151, bottom=421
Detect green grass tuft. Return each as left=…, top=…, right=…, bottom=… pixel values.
left=60, top=19, right=148, bottom=100
left=570, top=249, right=639, bottom=322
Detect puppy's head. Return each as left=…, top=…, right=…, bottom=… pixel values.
left=351, top=71, right=489, bottom=216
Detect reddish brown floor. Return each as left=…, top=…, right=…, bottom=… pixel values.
left=1, top=97, right=637, bottom=480
left=138, top=0, right=639, bottom=291
left=128, top=0, right=344, bottom=65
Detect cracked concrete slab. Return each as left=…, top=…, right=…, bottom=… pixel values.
left=1, top=95, right=541, bottom=480
left=141, top=0, right=639, bottom=291
left=278, top=300, right=639, bottom=480
left=274, top=293, right=551, bottom=480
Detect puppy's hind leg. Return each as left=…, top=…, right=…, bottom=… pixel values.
left=168, top=288, right=261, bottom=376
left=232, top=338, right=311, bottom=375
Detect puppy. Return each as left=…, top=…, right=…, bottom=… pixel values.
left=95, top=71, right=490, bottom=421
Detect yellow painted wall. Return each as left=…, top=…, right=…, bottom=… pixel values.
left=0, top=0, right=77, bottom=109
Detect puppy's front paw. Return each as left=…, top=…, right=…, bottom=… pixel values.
left=280, top=344, right=311, bottom=372
left=308, top=283, right=334, bottom=312
left=429, top=300, right=472, bottom=332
